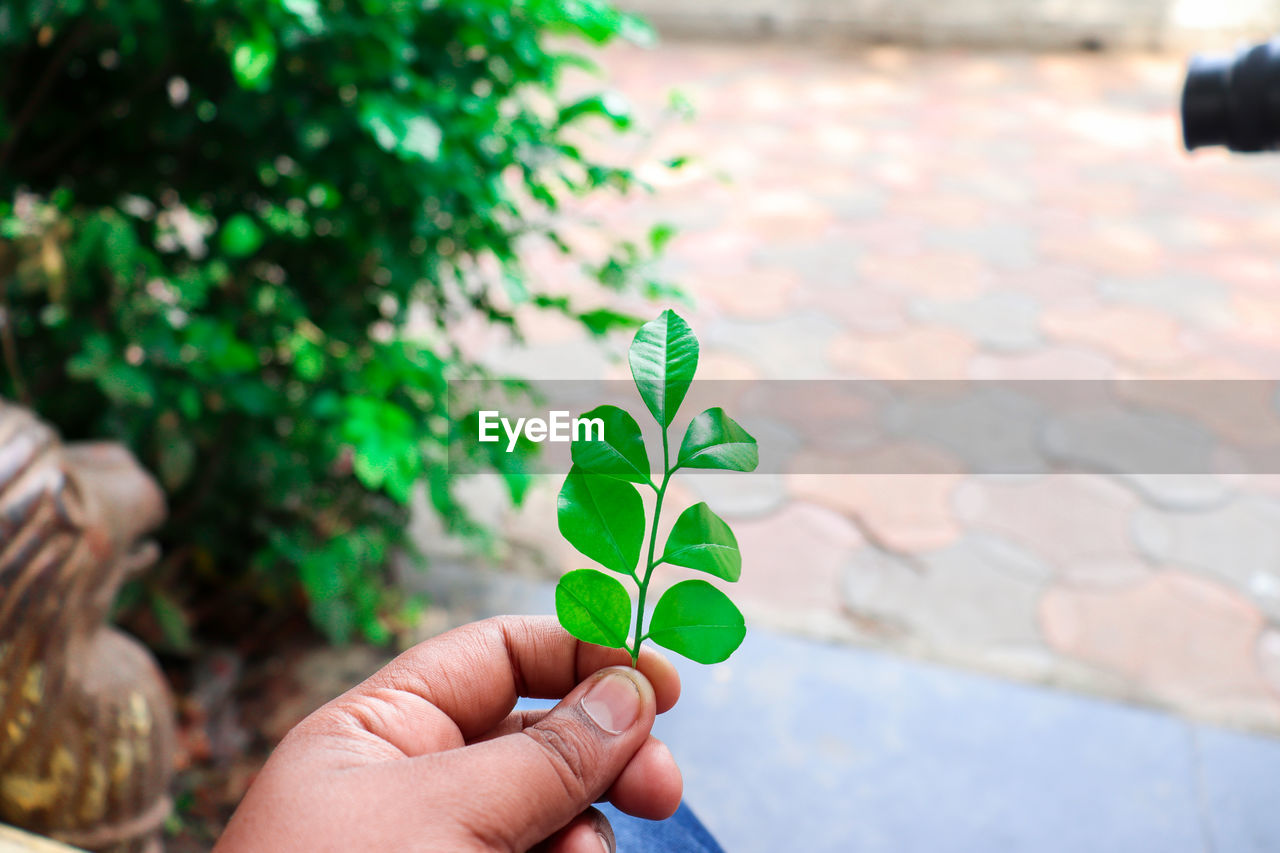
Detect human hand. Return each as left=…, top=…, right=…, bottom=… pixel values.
left=214, top=616, right=683, bottom=852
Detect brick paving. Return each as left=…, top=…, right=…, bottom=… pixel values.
left=446, top=43, right=1280, bottom=733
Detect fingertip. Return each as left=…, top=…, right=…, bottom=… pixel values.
left=636, top=646, right=681, bottom=714
left=606, top=736, right=683, bottom=820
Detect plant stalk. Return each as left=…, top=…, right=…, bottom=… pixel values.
left=631, top=424, right=671, bottom=665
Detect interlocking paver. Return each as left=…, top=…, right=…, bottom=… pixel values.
left=450, top=42, right=1280, bottom=733
left=910, top=290, right=1044, bottom=352
left=1041, top=573, right=1279, bottom=726
left=1133, top=497, right=1280, bottom=619
left=788, top=444, right=964, bottom=552
left=843, top=534, right=1051, bottom=652
left=954, top=474, right=1144, bottom=584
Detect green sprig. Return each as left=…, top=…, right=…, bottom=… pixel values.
left=555, top=310, right=758, bottom=665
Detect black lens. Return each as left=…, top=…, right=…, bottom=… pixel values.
left=1181, top=39, right=1280, bottom=153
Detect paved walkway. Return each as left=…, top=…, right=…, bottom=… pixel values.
left=433, top=42, right=1280, bottom=737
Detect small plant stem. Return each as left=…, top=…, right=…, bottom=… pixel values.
left=631, top=425, right=671, bottom=665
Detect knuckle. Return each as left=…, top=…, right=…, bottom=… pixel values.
left=522, top=720, right=602, bottom=803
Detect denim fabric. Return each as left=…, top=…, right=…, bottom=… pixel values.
left=599, top=802, right=725, bottom=853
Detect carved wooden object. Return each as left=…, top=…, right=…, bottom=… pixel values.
left=0, top=402, right=174, bottom=853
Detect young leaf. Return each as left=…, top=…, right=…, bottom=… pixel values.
left=647, top=579, right=745, bottom=664
left=676, top=407, right=759, bottom=472
left=661, top=502, right=741, bottom=582
left=570, top=404, right=650, bottom=484
left=556, top=569, right=632, bottom=648
left=627, top=309, right=699, bottom=427
left=557, top=465, right=645, bottom=574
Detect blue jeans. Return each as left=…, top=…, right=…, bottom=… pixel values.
left=599, top=802, right=725, bottom=853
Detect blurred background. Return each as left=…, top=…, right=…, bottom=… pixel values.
left=5, top=0, right=1280, bottom=850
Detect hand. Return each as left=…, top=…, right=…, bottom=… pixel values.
left=214, top=616, right=683, bottom=852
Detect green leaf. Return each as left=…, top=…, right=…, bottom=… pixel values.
left=557, top=465, right=645, bottom=574
left=677, top=407, right=758, bottom=472
left=555, top=568, right=631, bottom=648
left=661, top=502, right=741, bottom=581
left=557, top=93, right=633, bottom=130
left=231, top=26, right=276, bottom=90
left=148, top=586, right=195, bottom=655
left=627, top=309, right=698, bottom=428
left=570, top=404, right=649, bottom=484
left=578, top=308, right=642, bottom=337
left=359, top=94, right=442, bottom=162
left=220, top=214, right=263, bottom=258
left=647, top=579, right=745, bottom=664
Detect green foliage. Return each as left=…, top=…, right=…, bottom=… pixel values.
left=555, top=568, right=631, bottom=649
left=627, top=308, right=697, bottom=427
left=647, top=579, right=744, bottom=665
left=554, top=310, right=757, bottom=665
left=557, top=466, right=645, bottom=575
left=660, top=502, right=740, bottom=582
left=677, top=407, right=760, bottom=471
left=0, top=0, right=670, bottom=644
left=568, top=404, right=649, bottom=484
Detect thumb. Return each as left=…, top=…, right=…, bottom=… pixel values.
left=450, top=665, right=656, bottom=850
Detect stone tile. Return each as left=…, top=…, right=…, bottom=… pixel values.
left=1041, top=301, right=1194, bottom=368
left=925, top=222, right=1039, bottom=271
left=735, top=189, right=835, bottom=242
left=969, top=345, right=1116, bottom=379
left=693, top=267, right=801, bottom=320
left=705, top=311, right=845, bottom=379
left=1120, top=475, right=1234, bottom=512
left=1040, top=404, right=1218, bottom=481
left=1230, top=292, right=1280, bottom=348
left=910, top=290, right=1043, bottom=352
left=1116, top=370, right=1280, bottom=447
left=827, top=327, right=977, bottom=379
left=1040, top=573, right=1276, bottom=715
left=843, top=534, right=1051, bottom=652
left=857, top=251, right=989, bottom=299
left=1254, top=629, right=1280, bottom=699
left=953, top=474, right=1146, bottom=585
left=881, top=384, right=1048, bottom=474
left=688, top=349, right=762, bottom=380
left=727, top=501, right=863, bottom=617
left=799, top=283, right=909, bottom=335
left=680, top=473, right=789, bottom=519
left=1096, top=274, right=1234, bottom=330
left=1132, top=497, right=1280, bottom=620
left=1039, top=222, right=1164, bottom=277
left=789, top=444, right=964, bottom=552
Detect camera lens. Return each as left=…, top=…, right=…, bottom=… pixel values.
left=1181, top=39, right=1280, bottom=153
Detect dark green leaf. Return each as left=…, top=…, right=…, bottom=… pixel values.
left=661, top=502, right=740, bottom=581
left=557, top=93, right=633, bottom=130
left=231, top=26, right=276, bottom=90
left=570, top=404, right=650, bottom=484
left=627, top=309, right=698, bottom=428
left=220, top=214, right=263, bottom=258
left=555, top=568, right=631, bottom=648
left=677, top=407, right=758, bottom=471
left=557, top=466, right=645, bottom=574
left=148, top=586, right=195, bottom=655
left=647, top=579, right=745, bottom=664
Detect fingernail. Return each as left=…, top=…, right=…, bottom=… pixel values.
left=580, top=670, right=641, bottom=734
left=596, top=831, right=612, bottom=853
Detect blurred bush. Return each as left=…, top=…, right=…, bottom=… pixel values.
left=0, top=0, right=673, bottom=646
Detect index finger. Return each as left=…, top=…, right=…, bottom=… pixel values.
left=359, top=616, right=681, bottom=741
